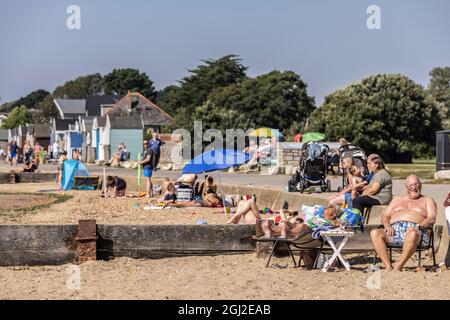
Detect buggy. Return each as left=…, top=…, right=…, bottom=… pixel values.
left=288, top=141, right=331, bottom=193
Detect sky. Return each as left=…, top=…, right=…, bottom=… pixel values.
left=1, top=0, right=450, bottom=106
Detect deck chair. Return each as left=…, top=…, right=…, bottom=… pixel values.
left=363, top=207, right=372, bottom=224
left=255, top=231, right=324, bottom=268
left=373, top=225, right=440, bottom=268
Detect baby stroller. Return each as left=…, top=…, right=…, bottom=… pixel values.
left=288, top=141, right=331, bottom=193
left=338, top=144, right=369, bottom=190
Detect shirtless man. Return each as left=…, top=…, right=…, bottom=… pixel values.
left=370, top=175, right=437, bottom=271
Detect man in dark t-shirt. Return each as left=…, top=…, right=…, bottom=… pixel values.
left=149, top=130, right=164, bottom=171
left=140, top=140, right=154, bottom=197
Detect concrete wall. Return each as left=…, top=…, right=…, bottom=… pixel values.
left=0, top=172, right=57, bottom=184
left=277, top=142, right=302, bottom=174
left=158, top=133, right=186, bottom=171
left=0, top=225, right=77, bottom=266
left=0, top=224, right=256, bottom=266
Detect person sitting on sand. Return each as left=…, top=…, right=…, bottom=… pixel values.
left=226, top=198, right=263, bottom=224
left=104, top=175, right=127, bottom=198
left=163, top=183, right=177, bottom=205
left=370, top=175, right=437, bottom=272
left=199, top=175, right=218, bottom=198
left=166, top=193, right=222, bottom=208
left=261, top=205, right=342, bottom=238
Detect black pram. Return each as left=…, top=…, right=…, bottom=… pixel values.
left=288, top=141, right=331, bottom=193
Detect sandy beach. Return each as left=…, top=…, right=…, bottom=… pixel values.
left=0, top=182, right=232, bottom=225
left=1, top=254, right=449, bottom=300
left=1, top=182, right=449, bottom=300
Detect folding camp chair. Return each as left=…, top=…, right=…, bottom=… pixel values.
left=372, top=225, right=438, bottom=268
left=255, top=231, right=324, bottom=268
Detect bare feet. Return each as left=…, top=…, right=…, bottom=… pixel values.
left=391, top=263, right=403, bottom=272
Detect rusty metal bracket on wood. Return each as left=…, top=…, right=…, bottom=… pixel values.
left=75, top=220, right=98, bottom=263
left=9, top=171, right=17, bottom=184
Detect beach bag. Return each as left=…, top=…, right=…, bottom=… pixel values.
left=338, top=208, right=364, bottom=231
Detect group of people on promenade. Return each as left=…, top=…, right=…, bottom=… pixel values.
left=0, top=140, right=43, bottom=166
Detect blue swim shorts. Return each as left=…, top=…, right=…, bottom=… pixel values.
left=391, top=221, right=429, bottom=247
left=143, top=167, right=153, bottom=177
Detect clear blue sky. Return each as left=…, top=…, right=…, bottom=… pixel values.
left=1, top=0, right=449, bottom=105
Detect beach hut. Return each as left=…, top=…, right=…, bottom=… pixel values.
left=0, top=129, right=8, bottom=149
left=26, top=124, right=51, bottom=149
left=85, top=95, right=120, bottom=117
left=105, top=115, right=144, bottom=161
left=51, top=119, right=76, bottom=145
left=92, top=116, right=108, bottom=161
left=53, top=98, right=86, bottom=119
left=111, top=92, right=173, bottom=133
left=77, top=116, right=95, bottom=162
left=0, top=113, right=8, bottom=127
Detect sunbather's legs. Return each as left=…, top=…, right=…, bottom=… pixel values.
left=261, top=220, right=281, bottom=237
left=370, top=228, right=395, bottom=270
left=393, top=228, right=421, bottom=272
left=280, top=222, right=308, bottom=238
left=328, top=194, right=345, bottom=206
left=171, top=201, right=203, bottom=207
left=227, top=199, right=261, bottom=224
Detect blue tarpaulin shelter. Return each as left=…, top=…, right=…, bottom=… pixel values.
left=61, top=160, right=91, bottom=190
left=182, top=149, right=250, bottom=174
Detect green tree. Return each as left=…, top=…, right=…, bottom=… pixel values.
left=155, top=85, right=180, bottom=116
left=14, top=89, right=50, bottom=109
left=53, top=73, right=103, bottom=99
left=159, top=55, right=248, bottom=127
left=1, top=105, right=32, bottom=129
left=0, top=89, right=49, bottom=113
left=193, top=70, right=315, bottom=131
left=34, top=95, right=60, bottom=123
left=103, top=68, right=156, bottom=100
left=309, top=74, right=442, bottom=161
left=428, top=67, right=450, bottom=127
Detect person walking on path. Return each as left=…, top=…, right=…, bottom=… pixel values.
left=9, top=141, right=18, bottom=166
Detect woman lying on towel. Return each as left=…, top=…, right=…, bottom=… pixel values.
left=165, top=193, right=223, bottom=208
left=261, top=205, right=343, bottom=238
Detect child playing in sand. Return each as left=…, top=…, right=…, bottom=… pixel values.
left=104, top=176, right=127, bottom=198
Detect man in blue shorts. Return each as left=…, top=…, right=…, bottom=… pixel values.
left=140, top=140, right=154, bottom=197
left=371, top=175, right=437, bottom=271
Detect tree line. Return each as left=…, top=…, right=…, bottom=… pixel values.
left=1, top=55, right=449, bottom=161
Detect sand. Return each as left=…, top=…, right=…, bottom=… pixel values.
left=0, top=254, right=449, bottom=300
left=0, top=183, right=233, bottom=225
left=1, top=182, right=449, bottom=300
